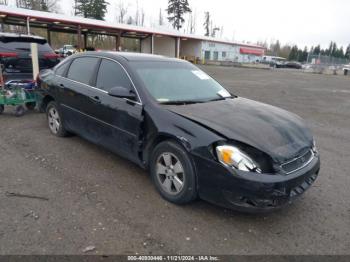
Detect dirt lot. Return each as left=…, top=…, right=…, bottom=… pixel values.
left=0, top=66, right=349, bottom=255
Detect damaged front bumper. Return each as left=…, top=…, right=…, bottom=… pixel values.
left=193, top=154, right=320, bottom=213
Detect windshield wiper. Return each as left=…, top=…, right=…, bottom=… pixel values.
left=159, top=100, right=207, bottom=105
left=160, top=96, right=236, bottom=105
left=206, top=95, right=236, bottom=102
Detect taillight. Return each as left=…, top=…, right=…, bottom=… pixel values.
left=44, top=53, right=60, bottom=59
left=0, top=52, right=18, bottom=58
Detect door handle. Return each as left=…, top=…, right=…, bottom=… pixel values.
left=90, top=95, right=101, bottom=104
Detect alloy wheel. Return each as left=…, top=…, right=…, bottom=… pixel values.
left=156, top=152, right=185, bottom=195
left=48, top=106, right=60, bottom=134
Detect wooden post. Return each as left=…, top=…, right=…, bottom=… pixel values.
left=116, top=30, right=122, bottom=51
left=151, top=34, right=154, bottom=54
left=47, top=28, right=51, bottom=45
left=77, top=25, right=82, bottom=50
left=83, top=33, right=87, bottom=50
left=26, top=17, right=30, bottom=34
left=176, top=37, right=180, bottom=58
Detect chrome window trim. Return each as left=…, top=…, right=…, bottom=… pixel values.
left=56, top=55, right=143, bottom=105
left=57, top=75, right=107, bottom=93
left=281, top=149, right=315, bottom=175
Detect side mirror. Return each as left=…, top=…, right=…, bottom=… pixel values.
left=108, top=86, right=136, bottom=100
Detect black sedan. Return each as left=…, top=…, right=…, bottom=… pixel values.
left=38, top=52, right=320, bottom=212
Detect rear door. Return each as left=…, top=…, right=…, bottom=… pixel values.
left=87, top=58, right=143, bottom=163
left=58, top=56, right=101, bottom=140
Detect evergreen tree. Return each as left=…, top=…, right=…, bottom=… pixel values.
left=302, top=47, right=308, bottom=62
left=331, top=42, right=337, bottom=57
left=89, top=0, right=108, bottom=20
left=313, top=45, right=321, bottom=55
left=75, top=0, right=108, bottom=20
left=337, top=47, right=344, bottom=58
left=288, top=45, right=298, bottom=61
left=166, top=0, right=192, bottom=30
left=345, top=44, right=350, bottom=59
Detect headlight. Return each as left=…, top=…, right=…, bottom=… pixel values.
left=216, top=145, right=261, bottom=173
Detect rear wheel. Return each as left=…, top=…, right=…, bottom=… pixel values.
left=345, top=70, right=348, bottom=76
left=0, top=105, right=4, bottom=114
left=46, top=101, right=68, bottom=137
left=150, top=140, right=197, bottom=204
left=15, top=105, right=25, bottom=117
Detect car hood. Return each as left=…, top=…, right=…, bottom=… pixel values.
left=165, top=97, right=313, bottom=163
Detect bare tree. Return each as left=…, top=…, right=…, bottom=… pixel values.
left=159, top=8, right=164, bottom=26
left=188, top=10, right=196, bottom=34
left=73, top=0, right=78, bottom=15
left=203, top=11, right=210, bottom=36
left=134, top=0, right=139, bottom=25
left=16, top=0, right=60, bottom=12
left=219, top=26, right=223, bottom=38
left=116, top=0, right=128, bottom=23
left=140, top=8, right=145, bottom=26
left=126, top=15, right=134, bottom=25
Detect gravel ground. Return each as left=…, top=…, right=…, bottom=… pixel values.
left=0, top=66, right=349, bottom=255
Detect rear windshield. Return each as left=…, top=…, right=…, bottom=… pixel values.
left=3, top=58, right=58, bottom=73
left=0, top=41, right=53, bottom=53
left=0, top=41, right=58, bottom=72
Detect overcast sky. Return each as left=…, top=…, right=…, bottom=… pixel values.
left=59, top=0, right=350, bottom=48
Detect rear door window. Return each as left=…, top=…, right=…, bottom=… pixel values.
left=67, top=57, right=99, bottom=85
left=95, top=59, right=132, bottom=92
left=55, top=61, right=71, bottom=77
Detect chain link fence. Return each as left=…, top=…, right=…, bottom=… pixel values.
left=306, top=54, right=349, bottom=66
left=304, top=55, right=349, bottom=75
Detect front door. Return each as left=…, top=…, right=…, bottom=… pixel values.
left=85, top=58, right=143, bottom=163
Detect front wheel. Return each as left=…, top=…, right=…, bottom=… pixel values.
left=0, top=105, right=4, bottom=114
left=150, top=140, right=197, bottom=204
left=46, top=101, right=68, bottom=137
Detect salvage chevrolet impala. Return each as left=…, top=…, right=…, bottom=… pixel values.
left=38, top=52, right=320, bottom=212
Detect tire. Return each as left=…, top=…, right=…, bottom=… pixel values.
left=0, top=105, right=4, bottom=114
left=15, top=105, right=25, bottom=117
left=25, top=102, right=36, bottom=110
left=46, top=101, right=68, bottom=137
left=345, top=70, right=348, bottom=76
left=150, top=140, right=197, bottom=204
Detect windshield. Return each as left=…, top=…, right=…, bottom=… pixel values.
left=133, top=61, right=231, bottom=103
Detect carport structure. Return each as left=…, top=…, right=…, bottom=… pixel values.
left=0, top=5, right=265, bottom=60
left=0, top=5, right=190, bottom=57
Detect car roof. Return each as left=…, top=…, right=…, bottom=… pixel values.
left=79, top=51, right=185, bottom=63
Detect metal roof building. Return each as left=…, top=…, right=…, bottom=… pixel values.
left=0, top=5, right=265, bottom=62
